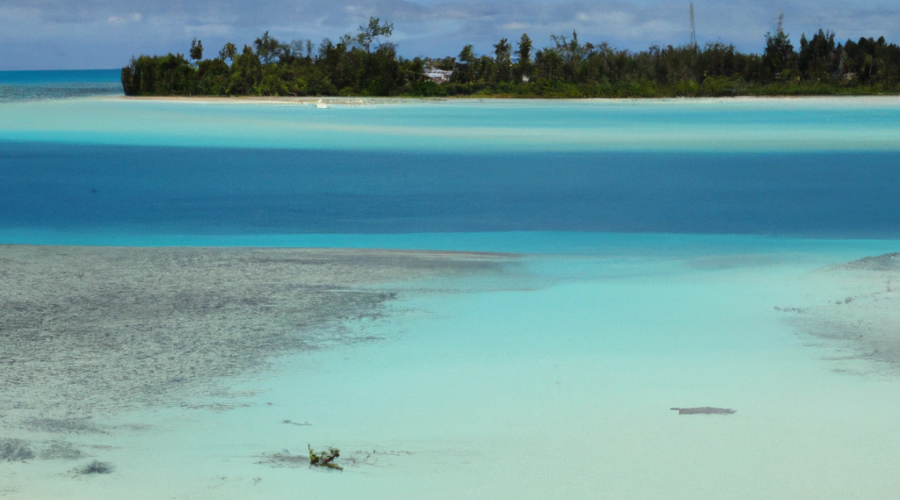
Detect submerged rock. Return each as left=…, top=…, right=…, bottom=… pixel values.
left=77, top=460, right=114, bottom=475
left=670, top=407, right=736, bottom=415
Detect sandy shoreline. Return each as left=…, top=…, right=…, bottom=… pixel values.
left=119, top=95, right=426, bottom=106
left=0, top=245, right=514, bottom=422
left=114, top=94, right=900, bottom=107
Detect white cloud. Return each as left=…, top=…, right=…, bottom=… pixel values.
left=108, top=13, right=141, bottom=24
left=502, top=22, right=529, bottom=30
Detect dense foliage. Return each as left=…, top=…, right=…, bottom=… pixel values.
left=122, top=16, right=900, bottom=98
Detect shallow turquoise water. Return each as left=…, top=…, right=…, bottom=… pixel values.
left=2, top=91, right=900, bottom=498
left=4, top=97, right=900, bottom=152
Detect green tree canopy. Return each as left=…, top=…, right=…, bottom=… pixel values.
left=190, top=39, right=203, bottom=62
left=122, top=14, right=900, bottom=99
left=254, top=31, right=281, bottom=64
left=356, top=17, right=394, bottom=54
left=764, top=13, right=796, bottom=78
left=219, top=43, right=236, bottom=64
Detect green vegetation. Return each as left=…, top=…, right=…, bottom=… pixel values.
left=308, top=444, right=342, bottom=470
left=122, top=16, right=900, bottom=98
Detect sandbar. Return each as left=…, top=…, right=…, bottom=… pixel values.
left=778, top=252, right=900, bottom=373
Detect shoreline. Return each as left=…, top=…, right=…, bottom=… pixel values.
left=115, top=94, right=900, bottom=107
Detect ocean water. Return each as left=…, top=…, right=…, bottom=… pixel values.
left=0, top=69, right=121, bottom=104
left=3, top=82, right=900, bottom=498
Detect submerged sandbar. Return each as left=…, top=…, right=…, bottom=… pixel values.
left=780, top=252, right=900, bottom=373
left=0, top=245, right=514, bottom=420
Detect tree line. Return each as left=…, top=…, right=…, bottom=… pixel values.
left=121, top=15, right=900, bottom=98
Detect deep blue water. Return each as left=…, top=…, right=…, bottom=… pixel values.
left=2, top=141, right=899, bottom=238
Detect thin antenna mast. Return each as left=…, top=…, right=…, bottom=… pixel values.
left=690, top=3, right=697, bottom=50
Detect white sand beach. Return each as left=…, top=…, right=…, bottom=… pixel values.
left=117, top=95, right=900, bottom=107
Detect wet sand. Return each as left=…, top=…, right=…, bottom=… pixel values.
left=0, top=245, right=514, bottom=422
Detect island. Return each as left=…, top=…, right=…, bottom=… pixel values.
left=122, top=16, right=900, bottom=98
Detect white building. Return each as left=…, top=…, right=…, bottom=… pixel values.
left=423, top=67, right=453, bottom=84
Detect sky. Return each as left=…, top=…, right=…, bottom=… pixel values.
left=0, top=0, right=898, bottom=71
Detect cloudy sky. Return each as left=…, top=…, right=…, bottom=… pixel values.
left=1, top=0, right=898, bottom=70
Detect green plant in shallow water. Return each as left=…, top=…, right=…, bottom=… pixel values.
left=308, top=444, right=342, bottom=470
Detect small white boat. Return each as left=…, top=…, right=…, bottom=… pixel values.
left=316, top=99, right=328, bottom=109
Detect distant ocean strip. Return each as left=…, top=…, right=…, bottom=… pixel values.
left=0, top=69, right=122, bottom=103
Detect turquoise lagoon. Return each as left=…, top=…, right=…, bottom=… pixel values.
left=3, top=86, right=900, bottom=498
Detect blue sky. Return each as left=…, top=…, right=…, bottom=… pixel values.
left=1, top=0, right=898, bottom=70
